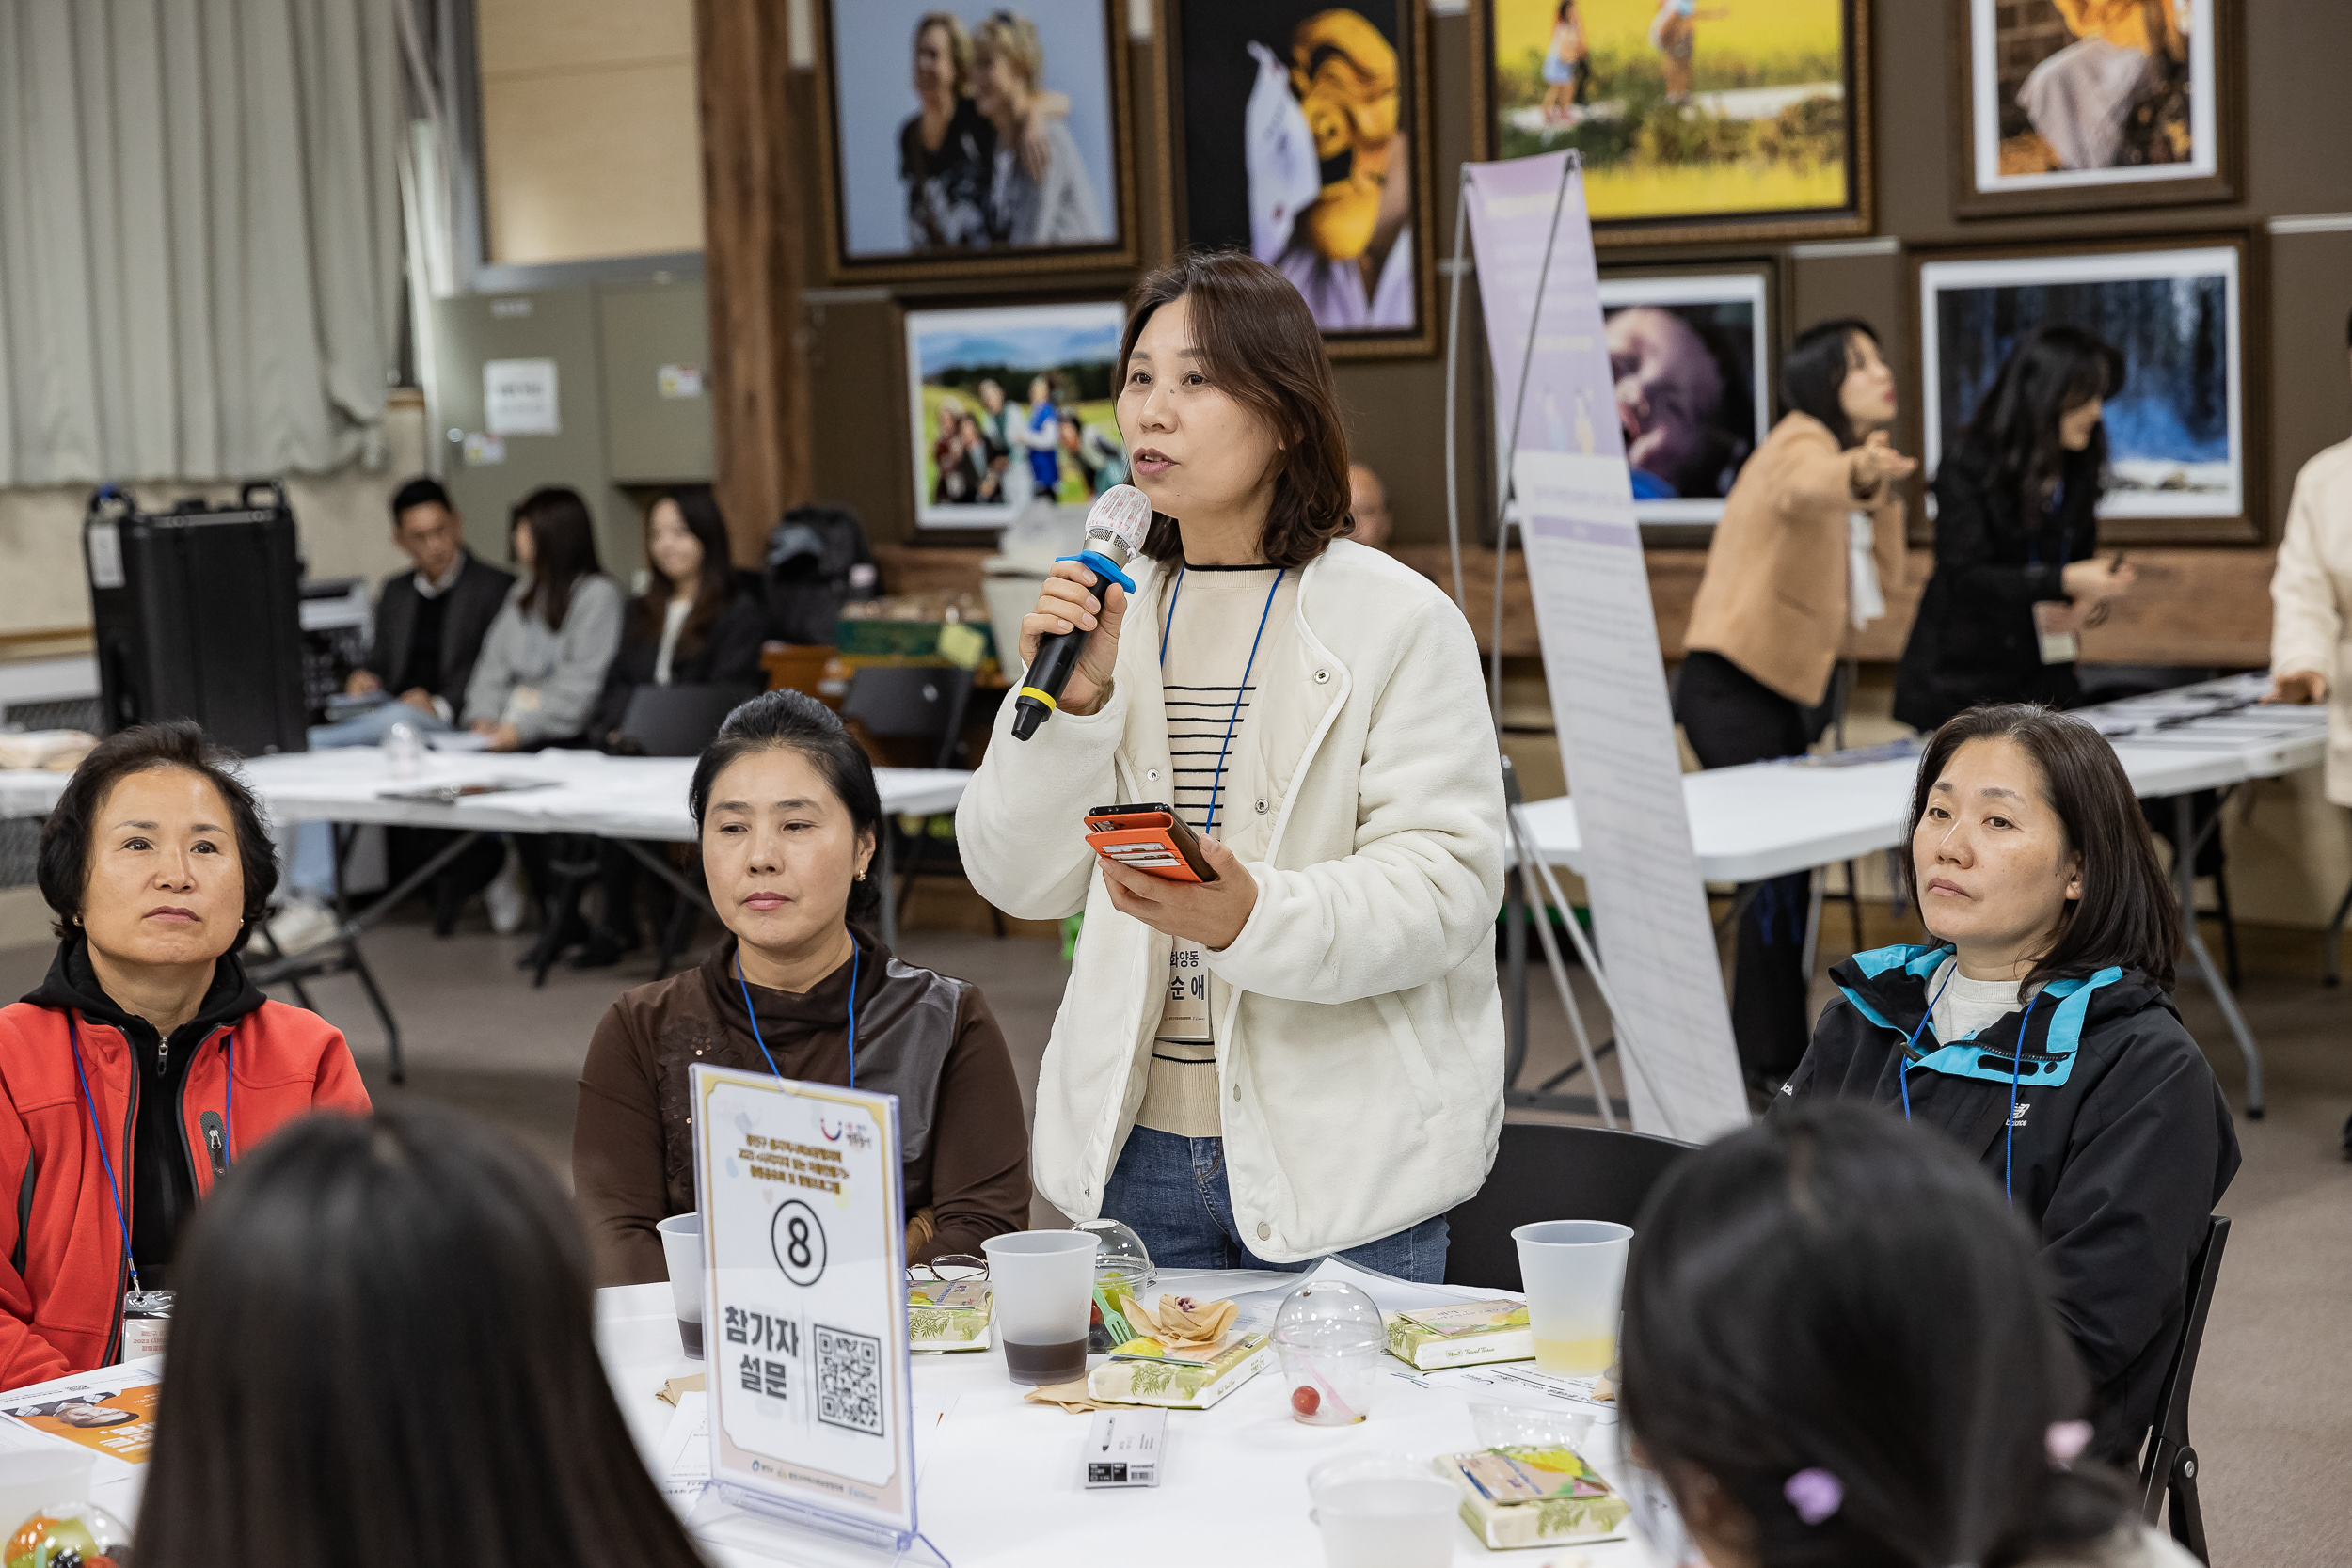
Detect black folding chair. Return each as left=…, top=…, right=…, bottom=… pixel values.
left=840, top=666, right=992, bottom=933
left=2139, top=1215, right=2229, bottom=1565
left=522, top=684, right=749, bottom=987
left=1442, top=1123, right=1693, bottom=1291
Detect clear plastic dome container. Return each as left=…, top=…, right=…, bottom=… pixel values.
left=1273, top=1278, right=1386, bottom=1426
left=1076, top=1218, right=1154, bottom=1352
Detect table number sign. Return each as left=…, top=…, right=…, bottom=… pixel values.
left=692, top=1065, right=920, bottom=1551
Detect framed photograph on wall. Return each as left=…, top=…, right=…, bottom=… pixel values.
left=1952, top=0, right=2238, bottom=218
left=1599, top=265, right=1776, bottom=531
left=813, top=0, right=1138, bottom=283
left=903, top=300, right=1130, bottom=530
left=1158, top=0, right=1437, bottom=358
left=1470, top=0, right=1872, bottom=246
left=1914, top=236, right=2262, bottom=545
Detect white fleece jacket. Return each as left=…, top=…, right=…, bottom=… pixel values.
left=956, top=540, right=1506, bottom=1261
left=2269, top=436, right=2352, bottom=804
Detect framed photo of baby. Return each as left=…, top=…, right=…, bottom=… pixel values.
left=1470, top=0, right=1873, bottom=246
left=1952, top=0, right=2240, bottom=217
left=812, top=0, right=1138, bottom=283
left=1157, top=0, right=1438, bottom=359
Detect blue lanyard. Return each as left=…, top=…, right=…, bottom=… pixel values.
left=65, top=1014, right=234, bottom=1295
left=1159, top=565, right=1285, bottom=834
left=737, top=938, right=859, bottom=1088
left=1897, top=964, right=2035, bottom=1203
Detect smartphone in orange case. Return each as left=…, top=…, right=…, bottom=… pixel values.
left=1084, top=802, right=1218, bottom=883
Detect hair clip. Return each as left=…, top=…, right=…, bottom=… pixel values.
left=2045, top=1420, right=2092, bottom=1465
left=1784, top=1467, right=1843, bottom=1526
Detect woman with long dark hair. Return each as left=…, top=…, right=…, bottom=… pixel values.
left=1896, top=325, right=2138, bottom=731
left=1620, top=1101, right=2201, bottom=1568
left=574, top=689, right=1028, bottom=1277
left=1778, top=704, right=2236, bottom=1462
left=1677, top=316, right=1915, bottom=1083
left=135, top=1102, right=702, bottom=1568
left=570, top=486, right=768, bottom=968
left=464, top=485, right=625, bottom=752
left=956, top=251, right=1504, bottom=1281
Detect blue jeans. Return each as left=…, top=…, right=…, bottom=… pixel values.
left=289, top=702, right=453, bottom=899
left=1100, top=1127, right=1450, bottom=1283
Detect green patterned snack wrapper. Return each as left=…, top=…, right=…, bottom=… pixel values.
left=907, top=1280, right=992, bottom=1352
left=1086, top=1332, right=1274, bottom=1408
left=1383, top=1300, right=1534, bottom=1369
left=1438, top=1445, right=1632, bottom=1549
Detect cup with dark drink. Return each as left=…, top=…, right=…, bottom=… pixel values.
left=980, top=1230, right=1099, bottom=1386
left=658, top=1212, right=705, bottom=1358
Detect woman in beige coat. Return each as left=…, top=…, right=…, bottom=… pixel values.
left=1676, top=319, right=1915, bottom=1083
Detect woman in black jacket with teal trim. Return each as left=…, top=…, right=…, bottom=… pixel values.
left=1776, top=704, right=2237, bottom=1465
left=1895, top=326, right=2139, bottom=732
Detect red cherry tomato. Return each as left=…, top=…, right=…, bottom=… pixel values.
left=1291, top=1385, right=1320, bottom=1416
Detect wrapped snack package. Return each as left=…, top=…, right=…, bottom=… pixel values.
left=1438, top=1444, right=1631, bottom=1550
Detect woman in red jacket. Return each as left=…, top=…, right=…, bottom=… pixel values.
left=0, top=721, right=370, bottom=1387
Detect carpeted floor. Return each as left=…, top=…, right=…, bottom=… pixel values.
left=0, top=905, right=2341, bottom=1565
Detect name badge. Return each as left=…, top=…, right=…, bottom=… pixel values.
left=121, top=1291, right=173, bottom=1359
left=2032, top=601, right=2079, bottom=665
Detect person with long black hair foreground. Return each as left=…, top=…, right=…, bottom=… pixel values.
left=1897, top=325, right=2138, bottom=731
left=1777, top=705, right=2236, bottom=1463
left=1620, top=1101, right=2201, bottom=1568
left=134, top=1103, right=702, bottom=1568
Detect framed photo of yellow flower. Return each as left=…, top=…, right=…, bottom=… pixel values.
left=1156, top=0, right=1438, bottom=358
left=1470, top=0, right=1873, bottom=247
left=1949, top=0, right=2240, bottom=218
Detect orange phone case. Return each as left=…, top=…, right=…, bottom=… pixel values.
left=1085, top=805, right=1217, bottom=883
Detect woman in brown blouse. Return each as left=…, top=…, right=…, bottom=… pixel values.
left=572, top=689, right=1030, bottom=1284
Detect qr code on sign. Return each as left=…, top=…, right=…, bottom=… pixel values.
left=814, top=1323, right=884, bottom=1437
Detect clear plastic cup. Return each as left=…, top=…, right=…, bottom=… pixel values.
left=1307, top=1453, right=1458, bottom=1568
left=1274, top=1278, right=1386, bottom=1425
left=981, top=1230, right=1098, bottom=1385
left=1511, top=1219, right=1632, bottom=1376
left=657, top=1212, right=704, bottom=1359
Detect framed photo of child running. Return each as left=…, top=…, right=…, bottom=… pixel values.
left=1950, top=0, right=2240, bottom=219
left=1468, top=0, right=1874, bottom=246
left=811, top=0, right=1140, bottom=284
left=1155, top=0, right=1438, bottom=359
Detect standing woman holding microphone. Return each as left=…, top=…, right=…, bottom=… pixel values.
left=956, top=252, right=1505, bottom=1280
left=1677, top=318, right=1915, bottom=1084
left=1896, top=325, right=2137, bottom=731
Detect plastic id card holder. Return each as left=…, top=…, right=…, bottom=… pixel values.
left=690, top=1065, right=941, bottom=1564
left=1085, top=803, right=1217, bottom=882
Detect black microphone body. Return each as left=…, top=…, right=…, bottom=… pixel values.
left=1011, top=625, right=1088, bottom=740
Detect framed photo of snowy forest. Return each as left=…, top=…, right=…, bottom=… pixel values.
left=1951, top=0, right=2240, bottom=218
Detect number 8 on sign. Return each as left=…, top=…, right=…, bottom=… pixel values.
left=771, top=1198, right=828, bottom=1287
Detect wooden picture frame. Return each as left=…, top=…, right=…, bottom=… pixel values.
left=811, top=0, right=1141, bottom=285
left=1907, top=231, right=2267, bottom=547
left=1470, top=0, right=1873, bottom=249
left=1949, top=0, right=2240, bottom=220
left=1155, top=0, right=1438, bottom=359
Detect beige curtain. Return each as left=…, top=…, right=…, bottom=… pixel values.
left=0, top=0, right=402, bottom=485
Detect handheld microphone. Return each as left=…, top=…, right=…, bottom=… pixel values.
left=1011, top=484, right=1153, bottom=741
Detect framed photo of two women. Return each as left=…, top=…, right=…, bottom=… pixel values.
left=811, top=0, right=1140, bottom=283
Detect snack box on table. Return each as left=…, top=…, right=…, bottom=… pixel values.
left=1383, top=1299, right=1534, bottom=1370
left=1438, top=1445, right=1631, bottom=1550
left=1087, top=1332, right=1273, bottom=1409
left=908, top=1280, right=992, bottom=1352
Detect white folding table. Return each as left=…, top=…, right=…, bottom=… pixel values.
left=1520, top=674, right=2327, bottom=1118
left=0, top=749, right=972, bottom=1080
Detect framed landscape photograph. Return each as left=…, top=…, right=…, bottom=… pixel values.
left=814, top=0, right=1138, bottom=283
left=1158, top=0, right=1437, bottom=358
left=903, top=301, right=1129, bottom=530
left=1915, top=237, right=2261, bottom=544
left=1471, top=0, right=1871, bottom=245
left=1952, top=0, right=2237, bottom=217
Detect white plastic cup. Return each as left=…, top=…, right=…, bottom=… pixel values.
left=657, top=1212, right=705, bottom=1359
left=980, top=1230, right=1098, bottom=1385
left=1512, top=1219, right=1633, bottom=1376
left=0, top=1450, right=94, bottom=1541
left=1307, top=1453, right=1457, bottom=1568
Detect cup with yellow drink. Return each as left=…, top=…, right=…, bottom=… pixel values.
left=1510, top=1220, right=1632, bottom=1375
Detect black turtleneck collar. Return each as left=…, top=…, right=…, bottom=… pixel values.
left=27, top=932, right=263, bottom=1052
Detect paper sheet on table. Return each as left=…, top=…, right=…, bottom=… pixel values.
left=1298, top=1255, right=1516, bottom=1316
left=656, top=1391, right=711, bottom=1513
left=1405, top=1360, right=1620, bottom=1424
left=0, top=1360, right=165, bottom=1482
left=425, top=731, right=493, bottom=752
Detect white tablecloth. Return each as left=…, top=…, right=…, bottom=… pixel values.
left=0, top=749, right=971, bottom=840
left=1527, top=673, right=2327, bottom=883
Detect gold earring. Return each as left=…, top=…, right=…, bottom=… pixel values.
left=856, top=869, right=868, bottom=882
